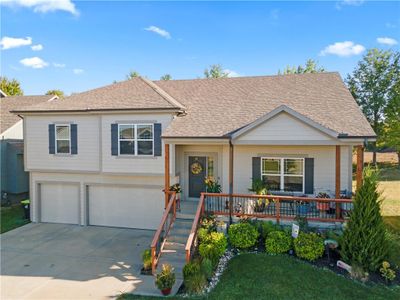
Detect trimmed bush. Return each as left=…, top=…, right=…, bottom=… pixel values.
left=340, top=168, right=388, bottom=272
left=197, top=227, right=210, bottom=243
left=294, top=232, right=324, bottom=261
left=255, top=220, right=281, bottom=240
left=201, top=258, right=214, bottom=280
left=199, top=232, right=227, bottom=263
left=183, top=261, right=206, bottom=294
left=265, top=231, right=292, bottom=254
left=228, top=223, right=259, bottom=249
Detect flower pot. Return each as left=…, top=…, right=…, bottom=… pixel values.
left=161, top=288, right=172, bottom=296
left=297, top=204, right=309, bottom=215
left=316, top=202, right=329, bottom=211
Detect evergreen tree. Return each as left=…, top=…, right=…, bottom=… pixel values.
left=340, top=167, right=388, bottom=272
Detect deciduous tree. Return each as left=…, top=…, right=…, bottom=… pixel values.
left=279, top=59, right=325, bottom=75
left=0, top=76, right=23, bottom=96
left=46, top=89, right=64, bottom=97
left=204, top=64, right=228, bottom=78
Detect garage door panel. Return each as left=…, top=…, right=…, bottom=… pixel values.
left=41, top=183, right=80, bottom=224
left=89, top=185, right=164, bottom=230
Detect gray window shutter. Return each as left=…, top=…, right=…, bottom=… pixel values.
left=304, top=158, right=314, bottom=194
left=111, top=123, right=118, bottom=156
left=71, top=124, right=78, bottom=154
left=154, top=123, right=162, bottom=156
left=48, top=124, right=55, bottom=154
left=252, top=157, right=261, bottom=180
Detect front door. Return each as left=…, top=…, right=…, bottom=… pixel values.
left=188, top=156, right=207, bottom=198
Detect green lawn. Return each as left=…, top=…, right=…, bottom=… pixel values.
left=0, top=204, right=30, bottom=234
left=118, top=254, right=400, bottom=300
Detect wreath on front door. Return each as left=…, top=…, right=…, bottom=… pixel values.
left=191, top=162, right=203, bottom=175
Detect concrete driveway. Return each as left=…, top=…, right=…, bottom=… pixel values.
left=1, top=223, right=155, bottom=300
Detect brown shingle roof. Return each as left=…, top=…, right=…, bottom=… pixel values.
left=1, top=95, right=56, bottom=133
left=155, top=72, right=375, bottom=137
left=11, top=72, right=375, bottom=138
left=12, top=77, right=184, bottom=113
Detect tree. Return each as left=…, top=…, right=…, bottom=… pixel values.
left=204, top=64, right=228, bottom=78
left=346, top=49, right=400, bottom=164
left=383, top=78, right=400, bottom=167
left=340, top=167, right=388, bottom=272
left=0, top=76, right=23, bottom=96
left=46, top=89, right=64, bottom=97
left=279, top=59, right=325, bottom=75
left=126, top=70, right=140, bottom=79
left=160, top=74, right=172, bottom=80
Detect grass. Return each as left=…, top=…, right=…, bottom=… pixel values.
left=118, top=254, right=400, bottom=300
left=0, top=204, right=30, bottom=234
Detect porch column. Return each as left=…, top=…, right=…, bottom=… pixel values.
left=335, top=145, right=341, bottom=218
left=356, top=145, right=364, bottom=191
left=228, top=141, right=234, bottom=224
left=164, top=143, right=170, bottom=208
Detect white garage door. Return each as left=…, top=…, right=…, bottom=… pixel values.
left=40, top=183, right=80, bottom=224
left=88, top=185, right=164, bottom=230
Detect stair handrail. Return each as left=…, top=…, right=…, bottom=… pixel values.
left=185, top=193, right=205, bottom=263
left=151, top=191, right=177, bottom=274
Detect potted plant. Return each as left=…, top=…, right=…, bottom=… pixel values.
left=155, top=264, right=176, bottom=296
left=205, top=176, right=222, bottom=193
left=249, top=179, right=268, bottom=212
left=296, top=200, right=310, bottom=215
left=20, top=199, right=30, bottom=220
left=316, top=192, right=330, bottom=212
left=140, top=249, right=152, bottom=275
left=169, top=183, right=182, bottom=210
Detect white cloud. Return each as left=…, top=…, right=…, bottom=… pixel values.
left=224, top=69, right=241, bottom=78
left=319, top=41, right=365, bottom=57
left=377, top=37, right=398, bottom=46
left=53, top=62, right=66, bottom=68
left=1, top=0, right=79, bottom=16
left=144, top=26, right=171, bottom=39
left=19, top=56, right=49, bottom=68
left=73, top=68, right=84, bottom=74
left=0, top=36, right=32, bottom=50
left=336, top=0, right=364, bottom=10
left=31, top=44, right=43, bottom=51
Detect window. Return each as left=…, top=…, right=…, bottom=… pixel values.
left=55, top=124, right=71, bottom=154
left=261, top=157, right=304, bottom=193
left=118, top=124, right=153, bottom=156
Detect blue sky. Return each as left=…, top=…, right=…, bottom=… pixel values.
left=1, top=0, right=399, bottom=95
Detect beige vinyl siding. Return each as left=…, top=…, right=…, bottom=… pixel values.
left=0, top=120, right=23, bottom=139
left=25, top=115, right=100, bottom=171
left=233, top=145, right=352, bottom=195
left=30, top=171, right=165, bottom=227
left=101, top=113, right=174, bottom=174
left=236, top=112, right=334, bottom=143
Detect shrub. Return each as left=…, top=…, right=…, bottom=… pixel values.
left=254, top=220, right=281, bottom=240
left=228, top=223, right=259, bottom=249
left=293, top=232, right=324, bottom=261
left=197, top=227, right=210, bottom=243
left=340, top=168, right=389, bottom=272
left=380, top=261, right=396, bottom=282
left=199, top=232, right=227, bottom=263
left=183, top=261, right=206, bottom=294
left=155, top=264, right=175, bottom=291
left=200, top=214, right=217, bottom=232
left=201, top=258, right=214, bottom=280
left=142, top=249, right=152, bottom=271
left=265, top=231, right=292, bottom=254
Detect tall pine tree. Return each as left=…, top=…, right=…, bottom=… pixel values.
left=341, top=167, right=388, bottom=272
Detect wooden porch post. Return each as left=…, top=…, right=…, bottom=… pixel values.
left=228, top=141, right=234, bottom=225
left=164, top=143, right=170, bottom=208
left=356, top=145, right=364, bottom=191
left=335, top=145, right=341, bottom=218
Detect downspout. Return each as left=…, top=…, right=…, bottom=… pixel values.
left=228, top=139, right=234, bottom=225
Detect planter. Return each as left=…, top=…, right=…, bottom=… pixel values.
left=161, top=288, right=172, bottom=296
left=316, top=202, right=330, bottom=211
left=140, top=267, right=152, bottom=276
left=21, top=199, right=30, bottom=220
left=297, top=204, right=309, bottom=215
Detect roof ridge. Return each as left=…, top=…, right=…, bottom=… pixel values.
left=139, top=77, right=186, bottom=110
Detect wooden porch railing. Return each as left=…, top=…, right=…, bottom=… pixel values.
left=185, top=193, right=205, bottom=263
left=151, top=191, right=177, bottom=274
left=185, top=192, right=353, bottom=263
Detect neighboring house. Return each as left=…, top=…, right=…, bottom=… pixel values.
left=0, top=93, right=57, bottom=203
left=12, top=73, right=375, bottom=230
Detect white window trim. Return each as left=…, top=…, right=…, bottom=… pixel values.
left=118, top=123, right=154, bottom=156
left=261, top=157, right=305, bottom=193
left=55, top=124, right=71, bottom=154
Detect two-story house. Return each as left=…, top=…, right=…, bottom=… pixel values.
left=12, top=73, right=375, bottom=230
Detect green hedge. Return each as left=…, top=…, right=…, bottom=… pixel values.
left=265, top=231, right=292, bottom=254
left=228, top=223, right=259, bottom=249
left=294, top=232, right=324, bottom=261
